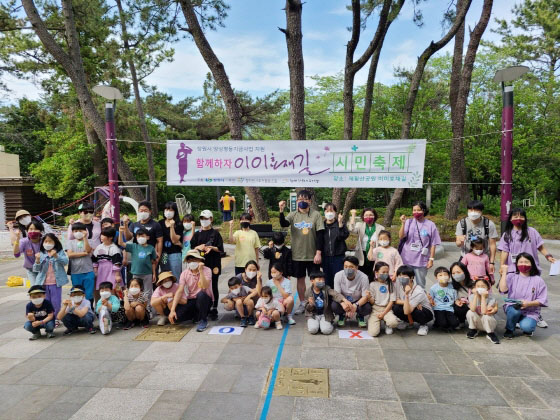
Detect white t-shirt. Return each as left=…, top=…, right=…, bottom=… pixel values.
left=256, top=297, right=283, bottom=311
left=264, top=277, right=292, bottom=300
left=334, top=270, right=369, bottom=302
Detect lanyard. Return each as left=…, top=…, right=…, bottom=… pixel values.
left=415, top=221, right=425, bottom=247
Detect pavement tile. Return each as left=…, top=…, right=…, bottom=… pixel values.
left=401, top=402, right=483, bottom=420
left=301, top=346, right=358, bottom=370
left=182, top=391, right=260, bottom=420
left=1, top=385, right=68, bottom=419
left=0, top=337, right=56, bottom=359
left=366, top=401, right=406, bottom=419
left=526, top=355, right=560, bottom=379
left=75, top=360, right=130, bottom=387
left=327, top=332, right=380, bottom=348
left=0, top=357, right=24, bottom=375
left=436, top=350, right=482, bottom=375
left=0, top=326, right=38, bottom=339
left=423, top=374, right=508, bottom=406
left=19, top=359, right=103, bottom=386
left=383, top=349, right=449, bottom=374
left=105, top=361, right=157, bottom=388
left=278, top=344, right=302, bottom=367
left=522, top=378, right=560, bottom=409
left=488, top=377, right=547, bottom=409
left=402, top=331, right=462, bottom=351
left=187, top=342, right=226, bottom=364
left=82, top=340, right=151, bottom=361
left=181, top=328, right=232, bottom=343
left=136, top=362, right=211, bottom=391
left=0, top=357, right=47, bottom=384
left=517, top=408, right=560, bottom=420
left=468, top=353, right=546, bottom=378
left=216, top=343, right=276, bottom=367
left=475, top=406, right=522, bottom=420
left=199, top=364, right=242, bottom=392
left=452, top=334, right=550, bottom=356
left=329, top=369, right=398, bottom=401
left=133, top=341, right=200, bottom=362
left=231, top=365, right=270, bottom=395
left=256, top=395, right=295, bottom=420
left=0, top=383, right=40, bottom=411
left=377, top=333, right=409, bottom=350
left=143, top=390, right=195, bottom=420
left=390, top=372, right=434, bottom=403
left=355, top=348, right=387, bottom=371
left=69, top=387, right=162, bottom=420
left=293, top=397, right=368, bottom=420
left=531, top=336, right=560, bottom=360
left=302, top=332, right=328, bottom=347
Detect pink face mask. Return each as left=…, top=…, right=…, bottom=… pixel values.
left=511, top=219, right=524, bottom=227
left=518, top=264, right=531, bottom=273
left=413, top=213, right=423, bottom=219
left=363, top=217, right=374, bottom=224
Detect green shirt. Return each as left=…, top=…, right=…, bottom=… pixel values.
left=286, top=209, right=324, bottom=261
left=125, top=243, right=157, bottom=275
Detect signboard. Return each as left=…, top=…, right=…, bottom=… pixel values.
left=338, top=330, right=374, bottom=340
left=208, top=326, right=244, bottom=335
left=167, top=140, right=426, bottom=188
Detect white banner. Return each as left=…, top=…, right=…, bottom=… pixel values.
left=166, top=140, right=425, bottom=188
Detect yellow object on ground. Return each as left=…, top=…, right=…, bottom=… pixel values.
left=6, top=276, right=24, bottom=287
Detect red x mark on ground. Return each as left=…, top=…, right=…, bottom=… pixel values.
left=349, top=331, right=363, bottom=338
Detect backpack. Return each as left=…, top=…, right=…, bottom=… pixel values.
left=460, top=216, right=489, bottom=239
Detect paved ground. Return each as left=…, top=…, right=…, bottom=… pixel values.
left=0, top=243, right=559, bottom=420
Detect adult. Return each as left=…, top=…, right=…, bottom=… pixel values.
left=279, top=189, right=324, bottom=314
left=219, top=190, right=236, bottom=222
left=498, top=208, right=555, bottom=328
left=13, top=220, right=44, bottom=285
left=398, top=201, right=441, bottom=288
left=8, top=209, right=33, bottom=242
left=169, top=249, right=213, bottom=332
left=499, top=253, right=548, bottom=339
left=224, top=261, right=262, bottom=317
left=229, top=212, right=260, bottom=275
left=455, top=200, right=499, bottom=273
left=348, top=207, right=385, bottom=282
left=67, top=202, right=102, bottom=249
left=450, top=261, right=474, bottom=326
left=158, top=201, right=184, bottom=281
left=123, top=201, right=163, bottom=266
left=332, top=256, right=372, bottom=328
left=190, top=210, right=224, bottom=320
left=319, top=203, right=349, bottom=288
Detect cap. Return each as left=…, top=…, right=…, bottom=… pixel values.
left=28, top=285, right=46, bottom=295
left=70, top=285, right=85, bottom=294
left=185, top=249, right=205, bottom=261
left=224, top=190, right=230, bottom=195
left=200, top=210, right=213, bottom=219
left=156, top=271, right=177, bottom=286
left=15, top=210, right=31, bottom=219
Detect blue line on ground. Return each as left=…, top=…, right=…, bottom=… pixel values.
left=258, top=292, right=299, bottom=420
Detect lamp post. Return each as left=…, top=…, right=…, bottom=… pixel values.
left=492, top=66, right=529, bottom=233
left=93, top=85, right=123, bottom=223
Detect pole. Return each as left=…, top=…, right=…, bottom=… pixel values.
left=500, top=85, right=513, bottom=233
left=105, top=102, right=120, bottom=223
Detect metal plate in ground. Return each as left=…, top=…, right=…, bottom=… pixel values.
left=134, top=324, right=191, bottom=342
left=265, top=367, right=329, bottom=398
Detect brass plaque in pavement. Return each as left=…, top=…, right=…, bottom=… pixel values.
left=265, top=367, right=329, bottom=398
left=134, top=324, right=191, bottom=342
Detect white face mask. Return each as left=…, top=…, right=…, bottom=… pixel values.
left=164, top=210, right=175, bottom=220
left=468, top=211, right=481, bottom=221
left=137, top=211, right=150, bottom=221
left=19, top=216, right=32, bottom=226
left=325, top=212, right=335, bottom=221
left=100, top=291, right=111, bottom=300
left=200, top=219, right=211, bottom=228
left=82, top=213, right=93, bottom=222
left=129, top=287, right=140, bottom=295
left=473, top=249, right=483, bottom=256
left=245, top=270, right=257, bottom=279
left=137, top=237, right=147, bottom=245
left=162, top=281, right=173, bottom=289
left=43, top=243, right=55, bottom=251
left=183, top=223, right=192, bottom=231
left=476, top=287, right=487, bottom=295
left=378, top=240, right=390, bottom=247
left=231, top=287, right=240, bottom=296
left=71, top=295, right=83, bottom=304
left=74, top=231, right=84, bottom=240
left=31, top=297, right=44, bottom=306
left=188, top=262, right=199, bottom=271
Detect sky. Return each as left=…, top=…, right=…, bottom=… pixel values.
left=2, top=0, right=517, bottom=103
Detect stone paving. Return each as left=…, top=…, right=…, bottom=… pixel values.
left=0, top=243, right=559, bottom=420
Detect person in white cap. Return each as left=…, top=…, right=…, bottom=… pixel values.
left=219, top=190, right=236, bottom=222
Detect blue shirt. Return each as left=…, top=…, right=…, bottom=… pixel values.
left=95, top=295, right=121, bottom=313
left=429, top=283, right=457, bottom=312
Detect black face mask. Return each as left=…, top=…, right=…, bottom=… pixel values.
left=240, top=222, right=250, bottom=229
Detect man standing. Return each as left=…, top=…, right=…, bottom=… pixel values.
left=123, top=201, right=163, bottom=269
left=279, top=190, right=324, bottom=315
left=219, top=190, right=236, bottom=222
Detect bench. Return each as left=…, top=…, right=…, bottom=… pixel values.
left=250, top=224, right=287, bottom=239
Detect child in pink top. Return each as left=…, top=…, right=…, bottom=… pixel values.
left=367, top=230, right=403, bottom=281
left=461, top=238, right=493, bottom=284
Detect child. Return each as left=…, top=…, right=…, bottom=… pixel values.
left=66, top=222, right=95, bottom=307
left=24, top=285, right=55, bottom=340
left=151, top=271, right=184, bottom=326
left=467, top=277, right=500, bottom=344
left=221, top=277, right=257, bottom=327
left=304, top=272, right=344, bottom=335
left=93, top=227, right=123, bottom=303
left=367, top=262, right=400, bottom=337
left=255, top=286, right=284, bottom=330
left=461, top=238, right=493, bottom=284
left=13, top=220, right=44, bottom=285
left=58, top=285, right=96, bottom=335
left=428, top=267, right=460, bottom=332
left=181, top=214, right=196, bottom=268
left=263, top=232, right=292, bottom=280
left=367, top=230, right=403, bottom=280
left=229, top=212, right=260, bottom=275
left=123, top=278, right=149, bottom=329
left=262, top=263, right=295, bottom=327
left=33, top=233, right=69, bottom=320
left=96, top=281, right=121, bottom=335
left=119, top=226, right=156, bottom=303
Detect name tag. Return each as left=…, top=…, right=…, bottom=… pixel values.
left=410, top=243, right=422, bottom=252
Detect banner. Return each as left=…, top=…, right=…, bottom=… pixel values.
left=166, top=140, right=426, bottom=188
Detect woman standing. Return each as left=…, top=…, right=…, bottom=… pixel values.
left=159, top=202, right=184, bottom=281
left=319, top=203, right=349, bottom=288
left=348, top=208, right=384, bottom=282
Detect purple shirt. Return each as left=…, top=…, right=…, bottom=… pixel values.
left=498, top=227, right=544, bottom=273
left=16, top=238, right=41, bottom=270
left=400, top=219, right=441, bottom=267
left=503, top=273, right=548, bottom=320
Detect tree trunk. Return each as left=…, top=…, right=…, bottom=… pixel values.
left=383, top=0, right=473, bottom=226
left=115, top=0, right=158, bottom=214
left=444, top=0, right=493, bottom=219
left=83, top=121, right=107, bottom=184
left=21, top=0, right=144, bottom=203
left=179, top=0, right=269, bottom=222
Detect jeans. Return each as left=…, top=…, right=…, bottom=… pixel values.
left=222, top=211, right=232, bottom=222
left=166, top=253, right=183, bottom=282
left=331, top=301, right=372, bottom=318
left=175, top=291, right=212, bottom=322
left=24, top=320, right=55, bottom=334
left=71, top=272, right=95, bottom=301
left=322, top=255, right=344, bottom=288
left=411, top=266, right=428, bottom=288
left=393, top=304, right=434, bottom=326
left=62, top=312, right=94, bottom=331
left=26, top=269, right=38, bottom=285
left=505, top=305, right=537, bottom=333
left=433, top=310, right=460, bottom=329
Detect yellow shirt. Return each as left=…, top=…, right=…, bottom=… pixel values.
left=222, top=195, right=234, bottom=211
left=233, top=229, right=260, bottom=267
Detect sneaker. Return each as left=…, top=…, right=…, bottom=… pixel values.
left=157, top=316, right=167, bottom=326
left=515, top=323, right=520, bottom=329
left=504, top=329, right=514, bottom=340
left=537, top=315, right=548, bottom=328
left=294, top=301, right=306, bottom=315
left=141, top=316, right=150, bottom=328
left=467, top=329, right=478, bottom=339
left=123, top=321, right=134, bottom=330
left=287, top=315, right=296, bottom=325
left=487, top=332, right=500, bottom=344
left=385, top=327, right=394, bottom=335
left=209, top=308, right=218, bottom=321
left=196, top=319, right=208, bottom=332
left=63, top=328, right=74, bottom=336
left=55, top=320, right=62, bottom=329
left=88, top=327, right=96, bottom=334
left=247, top=315, right=256, bottom=326
left=397, top=321, right=408, bottom=331
left=276, top=320, right=283, bottom=330
left=357, top=316, right=367, bottom=328
left=337, top=315, right=346, bottom=327
left=240, top=317, right=248, bottom=328
left=455, top=324, right=463, bottom=330
left=254, top=322, right=261, bottom=329
left=523, top=331, right=533, bottom=337
left=29, top=333, right=40, bottom=341
left=417, top=325, right=429, bottom=336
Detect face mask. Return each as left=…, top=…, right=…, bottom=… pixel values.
left=183, top=223, right=192, bottom=231
left=245, top=271, right=257, bottom=279
left=398, top=277, right=410, bottom=286
left=164, top=210, right=175, bottom=219
left=325, top=212, right=335, bottom=220
left=31, top=297, right=44, bottom=306
left=473, top=249, right=483, bottom=256
left=378, top=240, right=390, bottom=247
left=27, top=231, right=41, bottom=240
left=71, top=295, right=83, bottom=304
left=314, top=281, right=325, bottom=288
left=272, top=272, right=282, bottom=279
left=162, top=281, right=173, bottom=289
left=476, top=287, right=487, bottom=295
left=200, top=219, right=211, bottom=228
left=413, top=213, right=423, bottom=219
left=100, top=291, right=111, bottom=300
left=240, top=222, right=250, bottom=229
left=344, top=268, right=356, bottom=278
left=43, top=243, right=55, bottom=251
left=231, top=288, right=240, bottom=296
left=82, top=213, right=93, bottom=222
left=129, top=287, right=140, bottom=295
left=298, top=201, right=309, bottom=209
left=188, top=262, right=199, bottom=271
left=137, top=237, right=147, bottom=245
left=19, top=216, right=32, bottom=226
left=378, top=273, right=389, bottom=282
left=518, top=264, right=531, bottom=273
left=468, top=211, right=481, bottom=221
left=452, top=273, right=465, bottom=282
left=438, top=276, right=449, bottom=284
left=74, top=232, right=84, bottom=240
left=363, top=217, right=374, bottom=224
left=511, top=219, right=524, bottom=227
left=137, top=211, right=150, bottom=221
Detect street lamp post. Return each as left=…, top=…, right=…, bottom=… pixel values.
left=93, top=85, right=123, bottom=224
left=493, top=66, right=529, bottom=233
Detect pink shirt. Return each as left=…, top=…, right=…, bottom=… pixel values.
left=179, top=266, right=214, bottom=301
left=369, top=246, right=403, bottom=276
left=461, top=253, right=490, bottom=279
left=152, top=283, right=179, bottom=300
left=45, top=263, right=56, bottom=285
